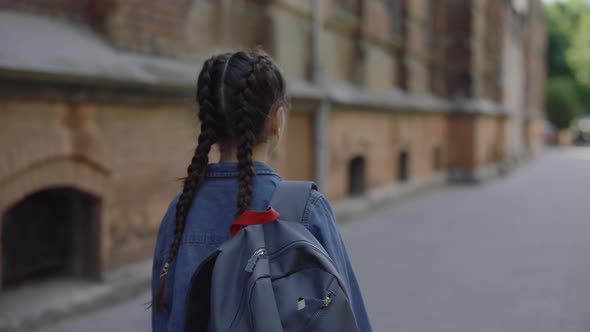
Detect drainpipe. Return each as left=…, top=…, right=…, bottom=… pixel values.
left=311, top=0, right=330, bottom=192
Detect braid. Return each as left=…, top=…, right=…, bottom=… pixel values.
left=153, top=57, right=224, bottom=311
left=234, top=54, right=266, bottom=217
left=153, top=50, right=287, bottom=309
left=235, top=127, right=255, bottom=217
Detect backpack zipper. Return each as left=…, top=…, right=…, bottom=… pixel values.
left=230, top=248, right=266, bottom=330
left=244, top=240, right=338, bottom=273
left=243, top=242, right=344, bottom=331
left=305, top=293, right=334, bottom=330
left=244, top=248, right=266, bottom=272
left=270, top=240, right=336, bottom=264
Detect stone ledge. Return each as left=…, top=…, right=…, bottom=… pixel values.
left=326, top=83, right=452, bottom=113
left=0, top=260, right=151, bottom=332
left=0, top=11, right=197, bottom=91
left=293, top=82, right=507, bottom=117
left=0, top=11, right=508, bottom=118
left=450, top=98, right=508, bottom=116
left=447, top=160, right=511, bottom=184
left=333, top=172, right=448, bottom=223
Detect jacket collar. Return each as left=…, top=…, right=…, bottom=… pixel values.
left=206, top=161, right=280, bottom=178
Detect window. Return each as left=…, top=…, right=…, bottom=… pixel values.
left=387, top=0, right=404, bottom=39
left=335, top=0, right=360, bottom=17
left=433, top=146, right=443, bottom=171
left=388, top=0, right=407, bottom=90
left=398, top=150, right=409, bottom=182
left=425, top=0, right=438, bottom=93
left=348, top=156, right=366, bottom=196
left=425, top=0, right=436, bottom=51
left=1, top=188, right=101, bottom=287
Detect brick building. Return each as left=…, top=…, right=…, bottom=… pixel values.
left=0, top=0, right=545, bottom=289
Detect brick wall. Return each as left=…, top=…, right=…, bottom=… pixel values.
left=0, top=0, right=95, bottom=21
left=0, top=0, right=272, bottom=59
left=327, top=110, right=447, bottom=201
left=439, top=0, right=506, bottom=100
left=0, top=0, right=546, bottom=276
left=471, top=0, right=504, bottom=101
left=442, top=0, right=473, bottom=97
left=0, top=94, right=316, bottom=270
left=105, top=0, right=274, bottom=58
left=447, top=114, right=507, bottom=171
left=0, top=0, right=117, bottom=36
left=524, top=0, right=547, bottom=118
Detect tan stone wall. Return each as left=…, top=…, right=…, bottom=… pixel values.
left=92, top=102, right=195, bottom=268
left=404, top=0, right=432, bottom=94
left=321, top=30, right=357, bottom=83
left=393, top=113, right=448, bottom=178
left=473, top=115, right=506, bottom=166
left=471, top=0, right=504, bottom=101
left=525, top=0, right=546, bottom=118
left=0, top=100, right=108, bottom=211
left=0, top=98, right=198, bottom=269
left=525, top=117, right=545, bottom=154
left=328, top=111, right=392, bottom=201
left=406, top=57, right=430, bottom=95
left=276, top=111, right=315, bottom=182
left=0, top=0, right=545, bottom=277
left=327, top=110, right=447, bottom=201
left=270, top=4, right=312, bottom=81
left=471, top=0, right=487, bottom=99
left=523, top=0, right=546, bottom=154
left=364, top=43, right=396, bottom=91
left=448, top=114, right=507, bottom=170
left=89, top=103, right=313, bottom=268
left=448, top=114, right=476, bottom=170
left=0, top=97, right=318, bottom=270
left=361, top=0, right=389, bottom=43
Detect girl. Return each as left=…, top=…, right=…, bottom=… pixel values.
left=151, top=50, right=372, bottom=331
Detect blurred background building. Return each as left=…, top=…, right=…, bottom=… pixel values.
left=0, top=0, right=545, bottom=291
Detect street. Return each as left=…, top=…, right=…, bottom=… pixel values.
left=41, top=148, right=590, bottom=332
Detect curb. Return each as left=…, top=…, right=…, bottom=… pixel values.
left=333, top=172, right=448, bottom=223
left=0, top=260, right=151, bottom=332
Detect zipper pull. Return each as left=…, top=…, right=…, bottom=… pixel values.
left=245, top=248, right=266, bottom=272
left=321, top=296, right=332, bottom=307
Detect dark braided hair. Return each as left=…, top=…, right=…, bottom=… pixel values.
left=153, top=50, right=287, bottom=311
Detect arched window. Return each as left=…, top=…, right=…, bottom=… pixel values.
left=1, top=188, right=101, bottom=288
left=348, top=156, right=366, bottom=196
left=398, top=150, right=409, bottom=182
left=433, top=146, right=443, bottom=171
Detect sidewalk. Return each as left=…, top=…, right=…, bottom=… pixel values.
left=0, top=260, right=151, bottom=332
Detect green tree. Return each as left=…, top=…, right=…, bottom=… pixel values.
left=567, top=12, right=590, bottom=100
left=544, top=0, right=590, bottom=126
left=546, top=77, right=579, bottom=129
left=545, top=0, right=582, bottom=77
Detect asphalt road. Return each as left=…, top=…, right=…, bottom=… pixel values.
left=41, top=147, right=590, bottom=332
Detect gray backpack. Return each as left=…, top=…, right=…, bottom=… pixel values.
left=184, top=181, right=360, bottom=332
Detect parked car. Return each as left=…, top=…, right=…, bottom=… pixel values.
left=574, top=115, right=590, bottom=145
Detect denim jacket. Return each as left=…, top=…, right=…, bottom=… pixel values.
left=152, top=161, right=372, bottom=331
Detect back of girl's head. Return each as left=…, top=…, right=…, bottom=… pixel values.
left=153, top=50, right=287, bottom=311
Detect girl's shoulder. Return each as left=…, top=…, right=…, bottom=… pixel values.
left=301, top=189, right=338, bottom=234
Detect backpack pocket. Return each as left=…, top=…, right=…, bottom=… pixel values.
left=274, top=269, right=359, bottom=332
left=282, top=295, right=327, bottom=332
left=304, top=277, right=359, bottom=332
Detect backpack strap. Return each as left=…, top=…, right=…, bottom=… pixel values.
left=269, top=181, right=318, bottom=223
